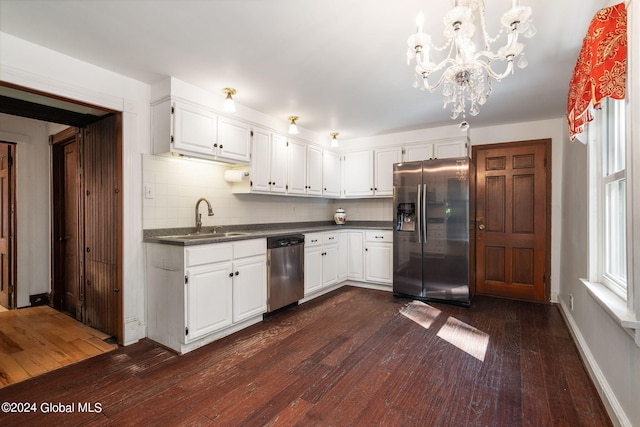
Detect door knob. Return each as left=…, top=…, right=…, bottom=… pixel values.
left=478, top=224, right=485, bottom=230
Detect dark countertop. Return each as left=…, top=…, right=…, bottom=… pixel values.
left=144, top=220, right=393, bottom=246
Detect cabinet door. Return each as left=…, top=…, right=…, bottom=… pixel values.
left=323, top=150, right=341, bottom=197
left=185, top=261, right=233, bottom=341
left=374, top=147, right=402, bottom=196
left=434, top=140, right=468, bottom=159
left=270, top=133, right=288, bottom=194
left=365, top=243, right=393, bottom=284
left=287, top=139, right=307, bottom=195
left=404, top=144, right=434, bottom=162
left=304, top=246, right=323, bottom=295
left=306, top=145, right=323, bottom=196
left=343, top=150, right=374, bottom=197
left=173, top=101, right=217, bottom=156
left=232, top=255, right=267, bottom=322
left=250, top=128, right=272, bottom=192
left=348, top=232, right=364, bottom=281
left=217, top=116, right=251, bottom=163
left=338, top=232, right=348, bottom=281
left=322, top=244, right=339, bottom=287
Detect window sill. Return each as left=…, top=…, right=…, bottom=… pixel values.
left=580, top=279, right=640, bottom=332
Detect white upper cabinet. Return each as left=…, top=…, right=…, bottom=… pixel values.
left=152, top=99, right=218, bottom=158
left=374, top=147, right=402, bottom=196
left=270, top=133, right=288, bottom=194
left=152, top=98, right=251, bottom=164
left=433, top=139, right=468, bottom=159
left=322, top=150, right=341, bottom=197
left=404, top=143, right=434, bottom=162
left=217, top=116, right=252, bottom=163
left=306, top=145, right=323, bottom=196
left=287, top=139, right=307, bottom=195
left=343, top=150, right=374, bottom=197
left=250, top=127, right=272, bottom=192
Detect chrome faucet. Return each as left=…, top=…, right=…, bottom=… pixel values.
left=194, top=198, right=214, bottom=234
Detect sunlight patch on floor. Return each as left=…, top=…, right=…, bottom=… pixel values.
left=436, top=316, right=489, bottom=362
left=399, top=300, right=441, bottom=329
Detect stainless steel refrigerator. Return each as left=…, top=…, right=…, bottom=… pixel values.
left=392, top=157, right=475, bottom=306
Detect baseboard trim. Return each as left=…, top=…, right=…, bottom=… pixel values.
left=558, top=299, right=631, bottom=427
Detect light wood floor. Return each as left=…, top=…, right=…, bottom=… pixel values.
left=0, top=305, right=117, bottom=388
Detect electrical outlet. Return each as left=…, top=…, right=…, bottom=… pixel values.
left=569, top=294, right=574, bottom=311
left=144, top=184, right=154, bottom=199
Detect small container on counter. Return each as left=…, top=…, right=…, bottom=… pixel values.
left=334, top=208, right=347, bottom=225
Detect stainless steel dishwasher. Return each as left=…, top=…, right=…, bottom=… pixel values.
left=266, top=234, right=305, bottom=313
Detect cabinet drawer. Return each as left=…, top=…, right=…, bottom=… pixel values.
left=322, top=232, right=338, bottom=245
left=186, top=243, right=232, bottom=267
left=233, top=238, right=266, bottom=258
left=365, top=230, right=393, bottom=242
left=305, top=232, right=322, bottom=247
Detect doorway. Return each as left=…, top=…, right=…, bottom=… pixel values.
left=473, top=139, right=551, bottom=302
left=51, top=115, right=122, bottom=339
left=0, top=142, right=16, bottom=309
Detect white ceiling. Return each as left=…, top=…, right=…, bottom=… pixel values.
left=0, top=0, right=607, bottom=139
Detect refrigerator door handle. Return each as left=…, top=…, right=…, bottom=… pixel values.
left=422, top=184, right=428, bottom=243
left=416, top=184, right=422, bottom=244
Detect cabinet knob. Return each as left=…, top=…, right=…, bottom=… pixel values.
left=213, top=143, right=218, bottom=148
left=235, top=271, right=239, bottom=276
left=229, top=273, right=233, bottom=277
left=220, top=144, right=224, bottom=149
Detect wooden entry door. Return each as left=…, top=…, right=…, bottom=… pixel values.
left=473, top=140, right=550, bottom=302
left=0, top=142, right=16, bottom=308
left=52, top=128, right=82, bottom=317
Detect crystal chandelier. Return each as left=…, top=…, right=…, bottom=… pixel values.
left=407, top=0, right=536, bottom=129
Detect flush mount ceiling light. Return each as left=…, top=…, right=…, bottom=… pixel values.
left=288, top=116, right=299, bottom=134
left=222, top=88, right=237, bottom=113
left=330, top=132, right=339, bottom=148
left=407, top=0, right=535, bottom=129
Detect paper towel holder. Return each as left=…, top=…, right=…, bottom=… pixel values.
left=224, top=169, right=251, bottom=183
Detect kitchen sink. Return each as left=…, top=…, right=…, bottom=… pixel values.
left=159, top=231, right=252, bottom=240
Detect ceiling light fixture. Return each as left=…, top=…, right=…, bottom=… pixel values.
left=330, top=132, right=339, bottom=148
left=222, top=88, right=237, bottom=113
left=406, top=0, right=535, bottom=129
left=288, top=116, right=299, bottom=134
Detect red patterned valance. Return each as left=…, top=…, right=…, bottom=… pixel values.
left=567, top=2, right=627, bottom=141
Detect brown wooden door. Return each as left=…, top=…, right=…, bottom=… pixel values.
left=473, top=140, right=550, bottom=302
left=0, top=142, right=16, bottom=308
left=52, top=128, right=82, bottom=317
left=83, top=115, right=120, bottom=337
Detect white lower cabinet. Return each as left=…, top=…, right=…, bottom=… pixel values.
left=364, top=230, right=393, bottom=285
left=347, top=231, right=364, bottom=281
left=146, top=238, right=266, bottom=353
left=304, top=232, right=338, bottom=296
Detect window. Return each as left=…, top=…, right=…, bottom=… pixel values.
left=589, top=97, right=627, bottom=299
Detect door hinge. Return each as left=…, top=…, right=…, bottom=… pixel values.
left=544, top=157, right=547, bottom=167
left=250, top=130, right=254, bottom=137
left=171, top=135, right=174, bottom=143
left=543, top=272, right=546, bottom=284
left=185, top=275, right=188, bottom=284
left=171, top=106, right=175, bottom=114
left=185, top=327, right=189, bottom=336
left=8, top=155, right=13, bottom=166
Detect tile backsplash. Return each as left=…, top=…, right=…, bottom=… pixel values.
left=142, top=154, right=392, bottom=229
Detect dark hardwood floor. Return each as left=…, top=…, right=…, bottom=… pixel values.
left=0, top=286, right=610, bottom=426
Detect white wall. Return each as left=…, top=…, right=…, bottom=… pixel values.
left=0, top=114, right=51, bottom=308
left=555, top=1, right=640, bottom=426
left=0, top=32, right=150, bottom=345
